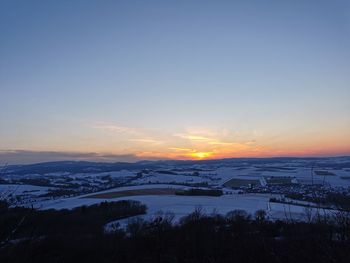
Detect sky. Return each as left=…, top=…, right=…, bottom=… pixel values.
left=0, top=0, right=350, bottom=164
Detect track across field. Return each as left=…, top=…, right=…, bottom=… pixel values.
left=83, top=188, right=177, bottom=199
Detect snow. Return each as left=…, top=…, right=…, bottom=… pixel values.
left=133, top=172, right=209, bottom=184
left=36, top=186, right=316, bottom=223
left=269, top=202, right=335, bottom=221
left=105, top=194, right=334, bottom=232
left=34, top=184, right=186, bottom=209
left=82, top=183, right=186, bottom=196
left=126, top=194, right=270, bottom=219
left=0, top=184, right=51, bottom=196
left=3, top=158, right=350, bottom=228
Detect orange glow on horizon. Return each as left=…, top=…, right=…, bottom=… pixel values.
left=10, top=124, right=348, bottom=163
left=188, top=151, right=214, bottom=160
left=133, top=143, right=350, bottom=161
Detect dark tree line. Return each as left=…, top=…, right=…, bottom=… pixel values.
left=0, top=201, right=350, bottom=263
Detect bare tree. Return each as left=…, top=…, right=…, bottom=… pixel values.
left=0, top=164, right=34, bottom=249
left=303, top=206, right=313, bottom=223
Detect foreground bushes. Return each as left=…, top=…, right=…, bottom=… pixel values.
left=0, top=200, right=146, bottom=242
left=0, top=202, right=350, bottom=263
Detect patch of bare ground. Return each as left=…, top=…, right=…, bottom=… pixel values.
left=83, top=188, right=177, bottom=199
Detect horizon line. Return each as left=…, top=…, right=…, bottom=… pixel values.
left=2, top=154, right=350, bottom=167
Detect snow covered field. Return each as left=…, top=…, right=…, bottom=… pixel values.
left=30, top=184, right=321, bottom=224
left=1, top=157, right=349, bottom=225
left=0, top=184, right=51, bottom=197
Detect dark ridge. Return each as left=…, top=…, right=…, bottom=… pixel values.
left=3, top=156, right=350, bottom=175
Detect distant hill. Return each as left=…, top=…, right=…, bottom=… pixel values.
left=2, top=156, right=350, bottom=175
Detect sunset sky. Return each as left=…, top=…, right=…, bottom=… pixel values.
left=1, top=0, right=350, bottom=164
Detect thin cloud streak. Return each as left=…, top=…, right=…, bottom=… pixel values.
left=0, top=150, right=142, bottom=165
left=128, top=138, right=164, bottom=144
left=92, top=123, right=144, bottom=136
left=3, top=123, right=347, bottom=164
left=89, top=123, right=267, bottom=160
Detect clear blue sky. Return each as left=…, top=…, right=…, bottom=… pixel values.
left=0, top=0, right=349, bottom=164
